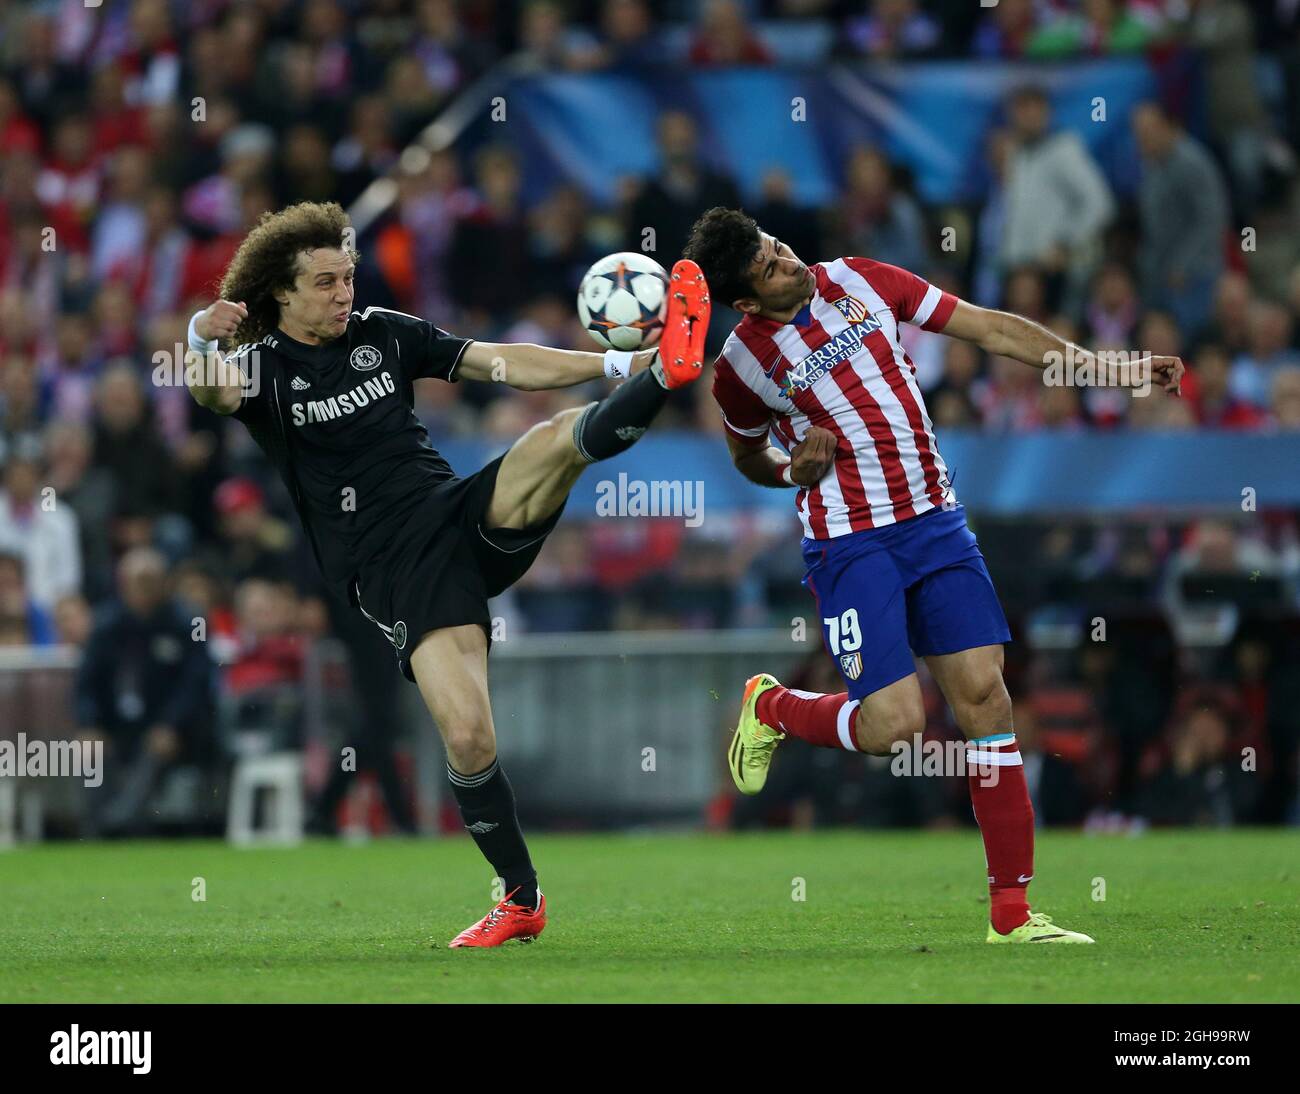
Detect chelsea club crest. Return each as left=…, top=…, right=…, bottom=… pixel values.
left=350, top=345, right=382, bottom=371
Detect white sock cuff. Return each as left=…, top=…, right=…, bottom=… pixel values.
left=837, top=699, right=861, bottom=752
left=447, top=758, right=500, bottom=788
left=965, top=735, right=1023, bottom=767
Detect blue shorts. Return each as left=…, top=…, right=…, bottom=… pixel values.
left=801, top=505, right=1011, bottom=700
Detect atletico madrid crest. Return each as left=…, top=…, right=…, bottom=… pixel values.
left=839, top=652, right=863, bottom=680
left=832, top=294, right=869, bottom=325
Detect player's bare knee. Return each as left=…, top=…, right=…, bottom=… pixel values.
left=435, top=697, right=496, bottom=771
left=442, top=720, right=496, bottom=773
left=553, top=404, right=591, bottom=468
left=520, top=406, right=585, bottom=470
left=853, top=703, right=924, bottom=755
left=966, top=671, right=1012, bottom=729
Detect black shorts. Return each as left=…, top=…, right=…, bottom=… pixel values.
left=349, top=453, right=564, bottom=683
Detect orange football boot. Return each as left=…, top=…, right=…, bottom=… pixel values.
left=447, top=889, right=547, bottom=948
left=657, top=258, right=711, bottom=389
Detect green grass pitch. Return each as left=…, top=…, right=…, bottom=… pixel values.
left=1, top=830, right=1296, bottom=1002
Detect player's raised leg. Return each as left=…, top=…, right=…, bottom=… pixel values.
left=408, top=624, right=546, bottom=947
left=484, top=258, right=710, bottom=532
left=728, top=672, right=923, bottom=794
left=729, top=528, right=924, bottom=791
left=730, top=521, right=934, bottom=793
left=484, top=405, right=592, bottom=531
left=925, top=644, right=1093, bottom=944
left=481, top=374, right=668, bottom=533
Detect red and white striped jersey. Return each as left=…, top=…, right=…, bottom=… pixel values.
left=712, top=256, right=958, bottom=540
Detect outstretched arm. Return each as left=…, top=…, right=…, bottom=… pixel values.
left=939, top=299, right=1184, bottom=395
left=184, top=300, right=255, bottom=415
left=457, top=341, right=658, bottom=390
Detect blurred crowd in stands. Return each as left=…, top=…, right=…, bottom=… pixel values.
left=1, top=0, right=1299, bottom=831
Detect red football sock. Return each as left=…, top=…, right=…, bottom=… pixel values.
left=755, top=686, right=860, bottom=751
left=966, top=734, right=1034, bottom=934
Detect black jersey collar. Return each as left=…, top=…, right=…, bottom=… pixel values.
left=269, top=324, right=350, bottom=364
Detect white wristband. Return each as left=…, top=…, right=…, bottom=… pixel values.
left=603, top=349, right=634, bottom=379
left=188, top=310, right=218, bottom=355
left=781, top=463, right=796, bottom=486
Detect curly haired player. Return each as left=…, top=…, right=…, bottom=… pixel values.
left=686, top=207, right=1183, bottom=944
left=186, top=201, right=709, bottom=947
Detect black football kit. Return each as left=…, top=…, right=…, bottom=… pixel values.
left=225, top=297, right=680, bottom=916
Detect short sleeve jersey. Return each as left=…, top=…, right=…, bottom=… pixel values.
left=229, top=306, right=472, bottom=593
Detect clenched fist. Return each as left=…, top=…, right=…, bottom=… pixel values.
left=1146, top=355, right=1184, bottom=396
left=788, top=425, right=837, bottom=487
left=195, top=300, right=248, bottom=343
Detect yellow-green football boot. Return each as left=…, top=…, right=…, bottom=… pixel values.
left=728, top=674, right=786, bottom=795
left=986, top=912, right=1095, bottom=944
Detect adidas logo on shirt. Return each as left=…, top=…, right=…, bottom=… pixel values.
left=291, top=375, right=310, bottom=390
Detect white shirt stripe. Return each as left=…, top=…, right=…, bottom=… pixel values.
left=911, top=282, right=944, bottom=327
left=837, top=699, right=861, bottom=752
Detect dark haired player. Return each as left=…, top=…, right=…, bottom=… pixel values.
left=186, top=202, right=710, bottom=947
left=685, top=207, right=1183, bottom=944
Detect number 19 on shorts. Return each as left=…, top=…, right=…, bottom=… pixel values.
left=823, top=607, right=865, bottom=682
left=823, top=608, right=863, bottom=655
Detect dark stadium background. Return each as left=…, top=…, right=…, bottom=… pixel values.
left=2, top=0, right=1299, bottom=844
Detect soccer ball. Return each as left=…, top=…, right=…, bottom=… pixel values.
left=577, top=252, right=669, bottom=351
